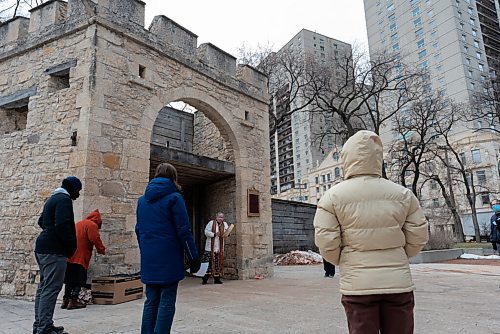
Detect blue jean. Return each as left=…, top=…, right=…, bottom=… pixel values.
left=141, top=282, right=179, bottom=334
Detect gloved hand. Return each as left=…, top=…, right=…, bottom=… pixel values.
left=189, top=257, right=201, bottom=274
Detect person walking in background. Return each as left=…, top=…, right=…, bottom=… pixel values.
left=62, top=209, right=106, bottom=310
left=136, top=163, right=200, bottom=334
left=34, top=176, right=82, bottom=334
left=314, top=131, right=428, bottom=334
left=202, top=212, right=229, bottom=285
left=323, top=258, right=335, bottom=278
left=490, top=199, right=500, bottom=254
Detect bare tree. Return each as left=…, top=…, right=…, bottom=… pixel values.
left=431, top=104, right=495, bottom=243
left=387, top=91, right=465, bottom=241
left=238, top=43, right=325, bottom=136
left=310, top=49, right=426, bottom=144
left=0, top=0, right=45, bottom=21
left=468, top=59, right=500, bottom=132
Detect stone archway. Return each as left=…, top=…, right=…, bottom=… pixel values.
left=145, top=92, right=241, bottom=277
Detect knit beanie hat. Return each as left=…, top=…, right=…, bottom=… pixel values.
left=62, top=176, right=82, bottom=192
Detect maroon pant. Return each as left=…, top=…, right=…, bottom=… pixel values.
left=341, top=291, right=414, bottom=334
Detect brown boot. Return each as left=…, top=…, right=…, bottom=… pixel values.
left=61, top=297, right=69, bottom=309
left=67, top=299, right=86, bottom=310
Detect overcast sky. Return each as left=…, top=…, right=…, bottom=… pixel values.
left=144, top=0, right=369, bottom=57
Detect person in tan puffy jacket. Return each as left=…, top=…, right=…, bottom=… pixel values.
left=314, top=130, right=428, bottom=334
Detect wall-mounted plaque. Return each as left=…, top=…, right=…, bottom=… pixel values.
left=247, top=187, right=260, bottom=217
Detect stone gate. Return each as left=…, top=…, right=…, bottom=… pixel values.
left=0, top=0, right=272, bottom=297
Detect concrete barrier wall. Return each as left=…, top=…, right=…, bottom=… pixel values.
left=272, top=199, right=317, bottom=254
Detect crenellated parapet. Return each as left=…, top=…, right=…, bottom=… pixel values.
left=197, top=43, right=237, bottom=76
left=0, top=0, right=268, bottom=101
left=149, top=15, right=197, bottom=56
left=0, top=17, right=30, bottom=46
left=28, top=0, right=68, bottom=33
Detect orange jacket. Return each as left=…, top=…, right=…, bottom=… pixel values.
left=67, top=209, right=106, bottom=269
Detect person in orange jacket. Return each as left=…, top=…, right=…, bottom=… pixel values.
left=62, top=209, right=106, bottom=310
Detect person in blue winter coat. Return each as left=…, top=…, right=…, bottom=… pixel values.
left=135, top=163, right=201, bottom=334
left=490, top=199, right=500, bottom=254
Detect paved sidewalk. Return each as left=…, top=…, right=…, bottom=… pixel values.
left=1, top=263, right=499, bottom=334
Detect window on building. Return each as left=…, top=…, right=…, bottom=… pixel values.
left=323, top=185, right=327, bottom=191
left=459, top=152, right=466, bottom=165
left=458, top=11, right=462, bottom=18
left=468, top=69, right=473, bottom=77
left=474, top=40, right=479, bottom=48
left=391, top=33, right=399, bottom=42
left=427, top=9, right=433, bottom=16
left=479, top=63, right=484, bottom=72
left=387, top=3, right=395, bottom=11
left=393, top=43, right=400, bottom=51
left=459, top=22, right=464, bottom=30
left=327, top=173, right=331, bottom=182
left=467, top=6, right=473, bottom=14
left=471, top=149, right=481, bottom=163
left=461, top=34, right=466, bottom=42
left=415, top=28, right=423, bottom=37
left=315, top=176, right=319, bottom=184
left=464, top=45, right=469, bottom=53
left=476, top=170, right=486, bottom=184
left=418, top=49, right=427, bottom=59
left=420, top=60, right=428, bottom=69
left=412, top=7, right=420, bottom=17
left=480, top=193, right=490, bottom=205
left=470, top=18, right=475, bottom=26
left=334, top=167, right=341, bottom=178
left=417, top=39, right=425, bottom=48
left=466, top=58, right=471, bottom=65
left=390, top=22, right=397, bottom=32
left=472, top=29, right=477, bottom=37
left=414, top=17, right=422, bottom=28
left=322, top=175, right=326, bottom=183
left=432, top=198, right=440, bottom=208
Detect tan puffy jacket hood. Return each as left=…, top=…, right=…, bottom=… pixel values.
left=341, top=130, right=383, bottom=179
left=314, top=130, right=428, bottom=296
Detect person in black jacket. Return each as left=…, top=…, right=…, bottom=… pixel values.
left=33, top=176, right=82, bottom=334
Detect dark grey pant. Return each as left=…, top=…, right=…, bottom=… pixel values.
left=33, top=253, right=67, bottom=334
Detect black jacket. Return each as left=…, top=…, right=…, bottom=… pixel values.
left=35, top=190, right=77, bottom=257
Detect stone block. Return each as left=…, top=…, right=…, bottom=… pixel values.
left=97, top=0, right=145, bottom=27
left=197, top=43, right=237, bottom=76
left=149, top=15, right=197, bottom=55
left=0, top=17, right=30, bottom=46
left=28, top=0, right=68, bottom=33
left=102, top=153, right=121, bottom=169
left=100, top=181, right=125, bottom=197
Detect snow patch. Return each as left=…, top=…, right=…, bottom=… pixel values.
left=460, top=253, right=500, bottom=260
left=274, top=250, right=323, bottom=265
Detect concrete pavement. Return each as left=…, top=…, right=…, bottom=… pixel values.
left=1, top=263, right=499, bottom=334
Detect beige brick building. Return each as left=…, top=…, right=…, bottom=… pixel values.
left=0, top=0, right=273, bottom=298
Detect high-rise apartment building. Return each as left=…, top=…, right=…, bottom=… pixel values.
left=364, top=0, right=499, bottom=108
left=269, top=29, right=351, bottom=197
left=363, top=0, right=500, bottom=237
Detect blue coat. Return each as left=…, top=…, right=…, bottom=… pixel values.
left=491, top=213, right=500, bottom=243
left=135, top=177, right=199, bottom=285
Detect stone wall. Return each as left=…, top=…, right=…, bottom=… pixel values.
left=0, top=0, right=271, bottom=297
left=272, top=199, right=317, bottom=254
left=193, top=111, right=234, bottom=162
left=0, top=23, right=91, bottom=296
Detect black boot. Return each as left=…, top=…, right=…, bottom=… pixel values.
left=202, top=274, right=209, bottom=285
left=214, top=276, right=223, bottom=284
